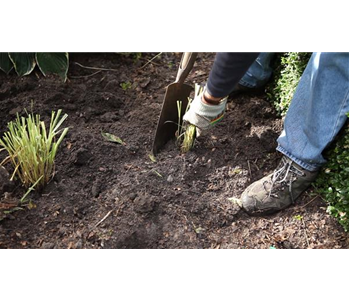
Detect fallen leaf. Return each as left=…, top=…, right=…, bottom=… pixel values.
left=148, top=153, right=156, bottom=163
left=195, top=227, right=204, bottom=234
left=101, top=132, right=126, bottom=145
left=87, top=232, right=95, bottom=239
left=28, top=201, right=36, bottom=209
left=227, top=197, right=242, bottom=207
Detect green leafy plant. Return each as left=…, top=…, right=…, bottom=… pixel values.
left=0, top=53, right=69, bottom=82
left=120, top=81, right=132, bottom=91
left=0, top=110, right=69, bottom=189
left=314, top=117, right=349, bottom=231
left=293, top=215, right=303, bottom=221
left=266, top=52, right=311, bottom=116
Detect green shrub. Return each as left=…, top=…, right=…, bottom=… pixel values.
left=268, top=52, right=349, bottom=231
left=0, top=53, right=69, bottom=82
left=266, top=52, right=311, bottom=116
left=315, top=118, right=349, bottom=231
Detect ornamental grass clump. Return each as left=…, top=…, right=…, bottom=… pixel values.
left=177, top=84, right=203, bottom=153
left=0, top=109, right=68, bottom=189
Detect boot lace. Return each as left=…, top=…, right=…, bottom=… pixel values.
left=268, top=157, right=305, bottom=202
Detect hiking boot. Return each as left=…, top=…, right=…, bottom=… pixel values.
left=240, top=156, right=319, bottom=215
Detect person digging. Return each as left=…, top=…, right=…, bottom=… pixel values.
left=183, top=52, right=349, bottom=215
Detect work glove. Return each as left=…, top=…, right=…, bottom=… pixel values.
left=183, top=89, right=228, bottom=136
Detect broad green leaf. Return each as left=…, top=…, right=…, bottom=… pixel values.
left=101, top=132, right=126, bottom=145
left=8, top=53, right=36, bottom=76
left=36, top=53, right=69, bottom=82
left=0, top=53, right=13, bottom=74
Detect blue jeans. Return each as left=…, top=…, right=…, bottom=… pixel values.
left=277, top=52, right=349, bottom=171
left=239, top=53, right=274, bottom=88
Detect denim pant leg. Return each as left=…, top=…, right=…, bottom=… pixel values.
left=277, top=52, right=349, bottom=172
left=239, top=53, right=275, bottom=88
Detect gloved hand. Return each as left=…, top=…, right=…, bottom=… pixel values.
left=183, top=89, right=228, bottom=136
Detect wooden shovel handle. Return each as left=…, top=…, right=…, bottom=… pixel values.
left=175, top=52, right=198, bottom=84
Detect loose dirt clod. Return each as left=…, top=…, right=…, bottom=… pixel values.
left=0, top=166, right=13, bottom=194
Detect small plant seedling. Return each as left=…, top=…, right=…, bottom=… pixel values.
left=192, top=222, right=204, bottom=234
left=293, top=215, right=303, bottom=221
left=120, top=81, right=132, bottom=91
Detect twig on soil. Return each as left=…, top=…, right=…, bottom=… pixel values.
left=187, top=190, right=202, bottom=195
left=90, top=206, right=122, bottom=236
left=72, top=62, right=120, bottom=72
left=261, top=238, right=266, bottom=245
left=41, top=193, right=52, bottom=197
left=292, top=194, right=321, bottom=212
left=302, top=218, right=310, bottom=248
left=138, top=57, right=161, bottom=66
left=139, top=52, right=162, bottom=70
left=70, top=70, right=102, bottom=79
left=252, top=159, right=260, bottom=170
left=300, top=195, right=320, bottom=208
left=247, top=160, right=252, bottom=178
left=94, top=209, right=114, bottom=228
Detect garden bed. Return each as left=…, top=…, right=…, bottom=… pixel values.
left=0, top=53, right=348, bottom=249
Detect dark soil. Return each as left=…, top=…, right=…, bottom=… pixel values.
left=0, top=53, right=348, bottom=249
